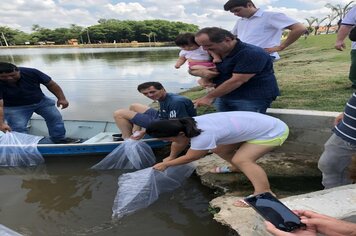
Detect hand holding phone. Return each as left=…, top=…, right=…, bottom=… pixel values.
left=244, top=192, right=306, bottom=232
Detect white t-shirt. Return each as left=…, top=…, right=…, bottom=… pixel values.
left=190, top=111, right=287, bottom=150
left=179, top=46, right=211, bottom=61
left=341, top=6, right=356, bottom=49
left=231, top=9, right=298, bottom=60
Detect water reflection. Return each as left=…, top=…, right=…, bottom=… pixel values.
left=0, top=47, right=197, bottom=121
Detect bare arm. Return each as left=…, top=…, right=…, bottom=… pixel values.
left=335, top=25, right=353, bottom=51
left=265, top=23, right=306, bottom=54
left=175, top=57, right=187, bottom=69
left=0, top=100, right=11, bottom=132
left=45, top=80, right=69, bottom=109
left=153, top=148, right=209, bottom=171
left=194, top=73, right=254, bottom=107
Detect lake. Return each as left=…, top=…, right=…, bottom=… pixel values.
left=0, top=47, right=230, bottom=236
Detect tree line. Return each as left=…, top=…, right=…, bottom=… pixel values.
left=0, top=19, right=199, bottom=46
left=305, top=1, right=354, bottom=35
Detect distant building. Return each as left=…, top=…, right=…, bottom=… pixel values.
left=68, top=39, right=78, bottom=45
left=316, top=25, right=338, bottom=34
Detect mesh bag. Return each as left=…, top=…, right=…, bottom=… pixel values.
left=0, top=131, right=44, bottom=167
left=112, top=163, right=196, bottom=219
left=91, top=139, right=156, bottom=170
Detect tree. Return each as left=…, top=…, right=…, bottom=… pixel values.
left=325, top=1, right=354, bottom=30
left=311, top=17, right=327, bottom=35
left=305, top=17, right=317, bottom=34
left=325, top=13, right=338, bottom=34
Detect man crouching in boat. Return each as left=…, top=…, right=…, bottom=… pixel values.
left=0, top=62, right=78, bottom=144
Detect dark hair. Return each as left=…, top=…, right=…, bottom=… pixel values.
left=196, top=27, right=235, bottom=43
left=146, top=118, right=202, bottom=138
left=137, top=82, right=164, bottom=92
left=223, top=0, right=255, bottom=11
left=175, top=33, right=198, bottom=47
left=0, top=62, right=18, bottom=74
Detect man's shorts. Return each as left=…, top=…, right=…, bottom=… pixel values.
left=130, top=108, right=160, bottom=128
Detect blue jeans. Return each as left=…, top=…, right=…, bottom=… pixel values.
left=4, top=96, right=66, bottom=142
left=214, top=97, right=274, bottom=113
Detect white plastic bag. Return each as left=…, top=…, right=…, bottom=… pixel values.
left=0, top=131, right=44, bottom=167
left=112, top=163, right=196, bottom=219
left=91, top=139, right=156, bottom=170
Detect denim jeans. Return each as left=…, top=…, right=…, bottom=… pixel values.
left=214, top=97, right=274, bottom=113
left=318, top=133, right=355, bottom=189
left=4, top=96, right=66, bottom=142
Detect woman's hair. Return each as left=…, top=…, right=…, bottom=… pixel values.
left=175, top=33, right=198, bottom=47
left=146, top=118, right=202, bottom=138
left=349, top=155, right=356, bottom=182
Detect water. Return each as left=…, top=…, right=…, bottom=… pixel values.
left=0, top=48, right=229, bottom=235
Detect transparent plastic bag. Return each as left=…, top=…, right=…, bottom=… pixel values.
left=112, top=163, right=196, bottom=219
left=91, top=139, right=156, bottom=170
left=0, top=131, right=44, bottom=167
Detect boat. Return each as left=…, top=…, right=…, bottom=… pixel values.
left=26, top=118, right=168, bottom=157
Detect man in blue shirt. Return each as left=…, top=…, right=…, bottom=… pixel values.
left=193, top=27, right=280, bottom=113
left=0, top=62, right=77, bottom=143
left=114, top=81, right=196, bottom=140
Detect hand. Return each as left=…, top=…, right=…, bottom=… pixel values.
left=265, top=221, right=316, bottom=236
left=130, top=130, right=145, bottom=140
left=175, top=65, right=180, bottom=69
left=265, top=45, right=284, bottom=54
left=153, top=162, right=168, bottom=171
left=193, top=96, right=215, bottom=108
left=335, top=41, right=346, bottom=51
left=197, top=78, right=215, bottom=88
left=57, top=99, right=69, bottom=109
left=334, top=113, right=344, bottom=126
left=0, top=123, right=11, bottom=132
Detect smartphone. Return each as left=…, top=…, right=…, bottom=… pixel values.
left=244, top=192, right=306, bottom=232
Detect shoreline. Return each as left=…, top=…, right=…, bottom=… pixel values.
left=0, top=42, right=175, bottom=49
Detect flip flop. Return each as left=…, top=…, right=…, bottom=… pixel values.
left=210, top=166, right=232, bottom=173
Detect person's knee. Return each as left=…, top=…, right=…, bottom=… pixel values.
left=318, top=151, right=340, bottom=172
left=113, top=109, right=129, bottom=119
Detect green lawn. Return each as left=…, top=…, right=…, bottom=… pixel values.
left=183, top=34, right=354, bottom=113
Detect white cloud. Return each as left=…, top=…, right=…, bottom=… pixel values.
left=0, top=0, right=354, bottom=33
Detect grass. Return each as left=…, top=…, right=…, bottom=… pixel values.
left=183, top=33, right=354, bottom=113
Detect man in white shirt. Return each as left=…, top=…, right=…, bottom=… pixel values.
left=335, top=6, right=356, bottom=88
left=224, top=0, right=306, bottom=60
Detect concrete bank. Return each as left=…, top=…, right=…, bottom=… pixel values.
left=193, top=108, right=355, bottom=235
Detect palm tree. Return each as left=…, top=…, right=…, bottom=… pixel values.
left=325, top=13, right=338, bottom=34
left=325, top=1, right=354, bottom=30
left=305, top=17, right=317, bottom=34
left=312, top=17, right=327, bottom=35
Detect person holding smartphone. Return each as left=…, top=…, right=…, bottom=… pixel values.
left=265, top=210, right=356, bottom=236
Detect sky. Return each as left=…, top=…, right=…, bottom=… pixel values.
left=1, top=0, right=354, bottom=33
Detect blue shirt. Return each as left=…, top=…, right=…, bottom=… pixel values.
left=214, top=40, right=280, bottom=100
left=0, top=67, right=51, bottom=106
left=159, top=93, right=197, bottom=119
left=333, top=92, right=356, bottom=145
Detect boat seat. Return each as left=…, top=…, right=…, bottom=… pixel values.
left=82, top=132, right=117, bottom=144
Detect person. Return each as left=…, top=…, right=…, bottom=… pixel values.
left=0, top=62, right=77, bottom=144
left=265, top=210, right=356, bottom=236
left=113, top=81, right=196, bottom=140
left=266, top=162, right=356, bottom=236
left=145, top=111, right=289, bottom=207
left=193, top=27, right=280, bottom=113
left=224, top=0, right=306, bottom=61
left=335, top=6, right=356, bottom=88
left=318, top=92, right=356, bottom=189
left=174, top=32, right=221, bottom=88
